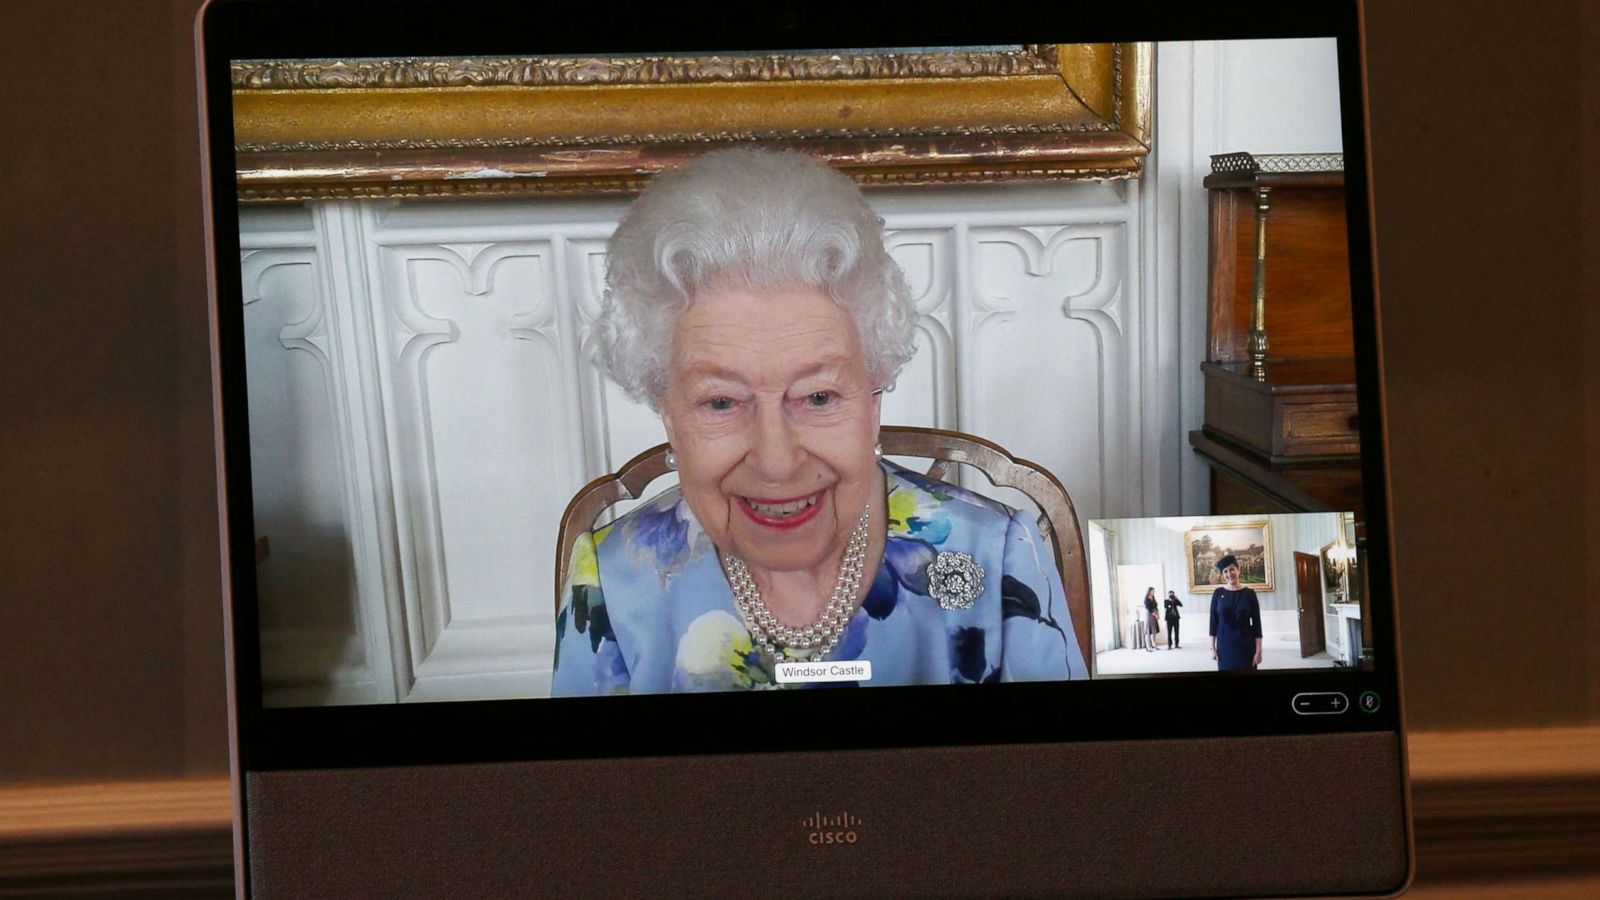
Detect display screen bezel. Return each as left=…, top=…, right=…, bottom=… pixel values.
left=200, top=0, right=1399, bottom=774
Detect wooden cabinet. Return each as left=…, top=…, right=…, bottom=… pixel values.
left=1202, top=359, right=1358, bottom=460
left=1189, top=153, right=1363, bottom=519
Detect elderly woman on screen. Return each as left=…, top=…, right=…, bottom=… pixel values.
left=551, top=149, right=1086, bottom=695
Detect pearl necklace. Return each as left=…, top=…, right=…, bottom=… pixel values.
left=723, top=504, right=871, bottom=662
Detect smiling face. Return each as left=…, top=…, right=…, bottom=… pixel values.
left=1222, top=563, right=1242, bottom=589
left=659, top=283, right=882, bottom=580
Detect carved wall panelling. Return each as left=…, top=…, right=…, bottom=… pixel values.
left=963, top=214, right=1136, bottom=523
left=869, top=181, right=1148, bottom=524
left=561, top=235, right=671, bottom=504
left=882, top=227, right=957, bottom=432
left=358, top=209, right=652, bottom=701
left=240, top=212, right=399, bottom=706
left=563, top=237, right=611, bottom=483
left=370, top=233, right=569, bottom=702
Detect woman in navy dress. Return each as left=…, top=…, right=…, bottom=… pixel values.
left=1209, top=554, right=1262, bottom=671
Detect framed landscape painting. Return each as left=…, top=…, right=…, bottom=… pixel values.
left=1185, top=520, right=1273, bottom=592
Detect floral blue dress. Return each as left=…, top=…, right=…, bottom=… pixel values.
left=550, top=461, right=1086, bottom=695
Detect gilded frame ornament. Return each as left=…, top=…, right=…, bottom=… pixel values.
left=231, top=44, right=1152, bottom=202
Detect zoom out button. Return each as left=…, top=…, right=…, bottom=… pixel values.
left=1292, top=692, right=1350, bottom=715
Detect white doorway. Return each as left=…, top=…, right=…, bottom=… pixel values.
left=1116, top=564, right=1165, bottom=651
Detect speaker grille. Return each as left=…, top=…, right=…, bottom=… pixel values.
left=247, top=732, right=1408, bottom=898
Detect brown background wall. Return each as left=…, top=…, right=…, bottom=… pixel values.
left=1588, top=0, right=1600, bottom=721
left=1, top=0, right=1596, bottom=784
left=2, top=0, right=220, bottom=782
left=1363, top=0, right=1598, bottom=726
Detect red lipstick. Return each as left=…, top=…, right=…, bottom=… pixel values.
left=736, top=491, right=825, bottom=530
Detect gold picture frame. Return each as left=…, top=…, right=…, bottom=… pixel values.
left=1185, top=520, right=1275, bottom=593
left=231, top=43, right=1152, bottom=202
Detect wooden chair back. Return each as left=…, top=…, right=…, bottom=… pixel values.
left=554, top=426, right=1091, bottom=659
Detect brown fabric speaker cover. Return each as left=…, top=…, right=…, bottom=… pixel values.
left=246, top=732, right=1408, bottom=898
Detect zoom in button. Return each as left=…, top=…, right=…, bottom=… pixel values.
left=1292, top=692, right=1350, bottom=715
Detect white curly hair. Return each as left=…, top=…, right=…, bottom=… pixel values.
left=594, top=148, right=917, bottom=409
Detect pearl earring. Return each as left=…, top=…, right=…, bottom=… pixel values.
left=665, top=448, right=677, bottom=470
left=873, top=443, right=883, bottom=460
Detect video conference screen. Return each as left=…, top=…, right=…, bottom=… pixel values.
left=228, top=38, right=1378, bottom=710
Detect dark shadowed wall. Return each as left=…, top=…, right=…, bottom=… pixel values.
left=0, top=0, right=1596, bottom=783
left=1, top=0, right=219, bottom=782
left=1584, top=0, right=1600, bottom=721
left=1363, top=1, right=1597, bottom=727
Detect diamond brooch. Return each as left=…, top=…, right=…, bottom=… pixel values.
left=929, top=551, right=985, bottom=611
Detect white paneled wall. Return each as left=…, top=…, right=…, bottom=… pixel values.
left=241, top=180, right=1162, bottom=705
left=240, top=38, right=1344, bottom=705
